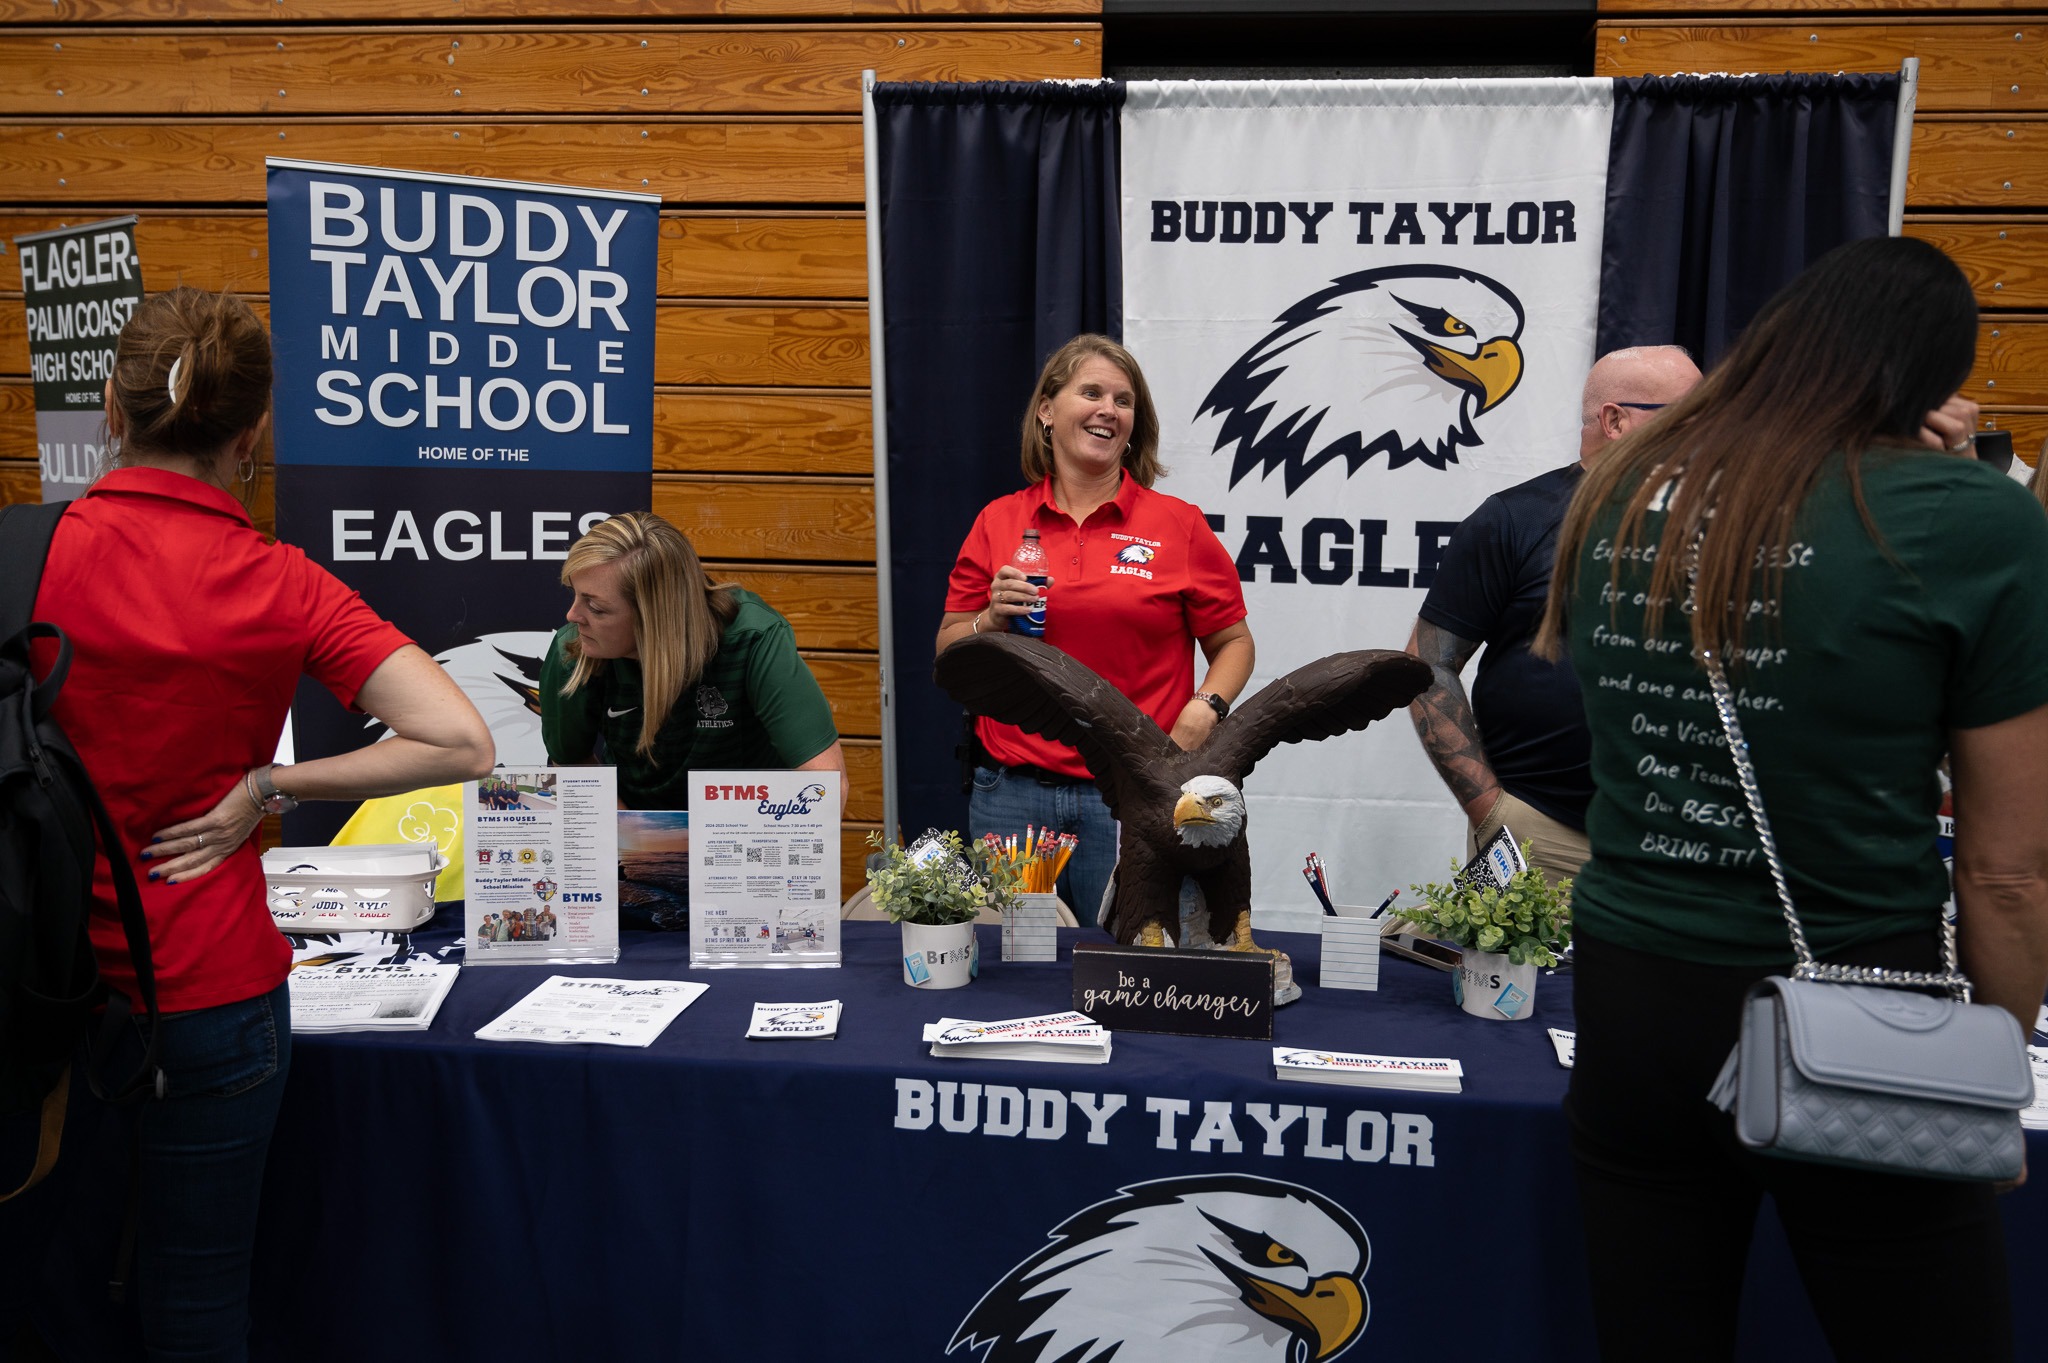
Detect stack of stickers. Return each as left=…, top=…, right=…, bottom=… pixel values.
left=923, top=1011, right=1112, bottom=1065
left=1272, top=1046, right=1462, bottom=1092
left=747, top=1001, right=843, bottom=1040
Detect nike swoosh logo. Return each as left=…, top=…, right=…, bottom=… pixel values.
left=607, top=707, right=638, bottom=718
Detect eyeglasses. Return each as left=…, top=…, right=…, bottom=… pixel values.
left=1613, top=401, right=1667, bottom=411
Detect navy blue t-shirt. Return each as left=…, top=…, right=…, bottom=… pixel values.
left=1417, top=463, right=1592, bottom=829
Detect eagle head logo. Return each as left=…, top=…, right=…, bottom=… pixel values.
left=1174, top=774, right=1248, bottom=851
left=1200, top=264, right=1527, bottom=491
left=797, top=782, right=829, bottom=805
left=1115, top=544, right=1157, bottom=566
left=951, top=1174, right=1369, bottom=1363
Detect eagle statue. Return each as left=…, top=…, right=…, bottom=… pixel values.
left=949, top=1173, right=1370, bottom=1363
left=1199, top=264, right=1525, bottom=490
left=933, top=632, right=1429, bottom=959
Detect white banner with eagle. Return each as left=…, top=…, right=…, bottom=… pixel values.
left=1122, top=79, right=1614, bottom=924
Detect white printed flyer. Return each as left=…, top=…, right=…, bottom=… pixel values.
left=475, top=976, right=706, bottom=1047
left=688, top=770, right=841, bottom=968
left=465, top=767, right=620, bottom=966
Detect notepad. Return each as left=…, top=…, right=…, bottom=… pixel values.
left=1001, top=893, right=1060, bottom=962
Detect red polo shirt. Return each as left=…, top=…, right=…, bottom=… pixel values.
left=945, top=475, right=1246, bottom=779
left=32, top=468, right=411, bottom=1012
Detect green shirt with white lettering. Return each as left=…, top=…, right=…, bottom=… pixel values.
left=1569, top=449, right=2048, bottom=964
left=538, top=588, right=838, bottom=810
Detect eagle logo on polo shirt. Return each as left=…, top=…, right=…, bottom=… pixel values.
left=1199, top=264, right=1527, bottom=490
left=951, top=1174, right=1369, bottom=1362
left=1111, top=542, right=1158, bottom=581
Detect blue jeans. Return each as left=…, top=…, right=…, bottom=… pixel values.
left=969, top=765, right=1120, bottom=927
left=12, top=982, right=292, bottom=1363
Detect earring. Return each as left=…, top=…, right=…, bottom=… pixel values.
left=1041, top=423, right=1053, bottom=445
left=236, top=454, right=256, bottom=485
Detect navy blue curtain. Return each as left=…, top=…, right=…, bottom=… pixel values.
left=1597, top=73, right=1901, bottom=366
left=874, top=80, right=1124, bottom=843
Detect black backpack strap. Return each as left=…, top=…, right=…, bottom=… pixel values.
left=12, top=619, right=161, bottom=1106
left=0, top=501, right=68, bottom=641
left=76, top=745, right=162, bottom=1105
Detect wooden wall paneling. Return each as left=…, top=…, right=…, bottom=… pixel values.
left=1972, top=317, right=2048, bottom=406
left=654, top=301, right=867, bottom=387
left=0, top=119, right=866, bottom=206
left=0, top=210, right=868, bottom=301
left=1594, top=20, right=2044, bottom=113
left=1904, top=217, right=2048, bottom=309
left=805, top=651, right=879, bottom=733
left=0, top=26, right=1101, bottom=118
left=654, top=473, right=873, bottom=562
left=0, top=382, right=30, bottom=459
left=840, top=825, right=881, bottom=901
left=0, top=462, right=39, bottom=504
left=654, top=390, right=870, bottom=475
left=842, top=738, right=880, bottom=824
left=1, top=0, right=1099, bottom=21
left=657, top=214, right=864, bottom=299
left=1910, top=118, right=2048, bottom=208
left=1, top=209, right=270, bottom=293
left=713, top=563, right=877, bottom=649
left=1981, top=409, right=2048, bottom=464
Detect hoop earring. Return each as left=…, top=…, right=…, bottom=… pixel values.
left=236, top=454, right=256, bottom=485
left=1041, top=423, right=1053, bottom=446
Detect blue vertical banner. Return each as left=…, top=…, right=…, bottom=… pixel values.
left=267, top=159, right=658, bottom=835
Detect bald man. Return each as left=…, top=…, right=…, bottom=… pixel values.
left=1406, top=346, right=1703, bottom=882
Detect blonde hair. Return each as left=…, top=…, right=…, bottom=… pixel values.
left=557, top=512, right=738, bottom=758
left=1018, top=334, right=1164, bottom=489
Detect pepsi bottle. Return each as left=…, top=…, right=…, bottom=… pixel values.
left=1010, top=529, right=1048, bottom=637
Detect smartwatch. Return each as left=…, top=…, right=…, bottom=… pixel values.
left=1195, top=691, right=1230, bottom=721
left=254, top=764, right=300, bottom=815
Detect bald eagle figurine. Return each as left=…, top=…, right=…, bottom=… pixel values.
left=934, top=633, right=1429, bottom=961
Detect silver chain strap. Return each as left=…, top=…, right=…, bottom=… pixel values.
left=1698, top=646, right=1971, bottom=1002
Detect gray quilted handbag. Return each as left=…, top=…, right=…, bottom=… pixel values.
left=1694, top=647, right=2031, bottom=1182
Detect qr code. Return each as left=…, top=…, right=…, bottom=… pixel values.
left=813, top=888, right=826, bottom=901
left=811, top=842, right=824, bottom=854
left=746, top=847, right=762, bottom=863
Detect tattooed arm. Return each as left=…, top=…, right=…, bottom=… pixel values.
left=1405, top=618, right=1501, bottom=825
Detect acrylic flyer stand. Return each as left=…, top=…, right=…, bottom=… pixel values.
left=464, top=767, right=620, bottom=965
left=688, top=770, right=842, bottom=968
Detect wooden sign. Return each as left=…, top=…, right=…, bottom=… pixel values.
left=1071, top=943, right=1274, bottom=1040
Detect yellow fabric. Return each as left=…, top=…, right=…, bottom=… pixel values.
left=331, top=784, right=466, bottom=901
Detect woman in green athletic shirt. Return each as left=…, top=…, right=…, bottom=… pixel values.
left=1536, top=237, right=2048, bottom=1361
left=540, top=511, right=845, bottom=811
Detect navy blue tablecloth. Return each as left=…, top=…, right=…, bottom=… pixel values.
left=243, top=920, right=2048, bottom=1362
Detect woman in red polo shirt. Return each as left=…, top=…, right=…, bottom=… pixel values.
left=936, top=334, right=1254, bottom=924
left=16, top=288, right=494, bottom=1361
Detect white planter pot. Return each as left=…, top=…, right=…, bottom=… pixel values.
left=1454, top=949, right=1538, bottom=1020
left=900, top=920, right=979, bottom=989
